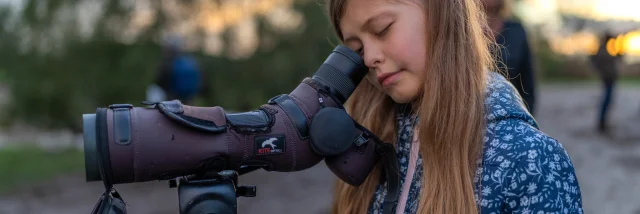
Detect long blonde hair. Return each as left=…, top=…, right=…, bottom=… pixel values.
left=328, top=0, right=497, bottom=213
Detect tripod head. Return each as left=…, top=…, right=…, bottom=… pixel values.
left=170, top=169, right=257, bottom=214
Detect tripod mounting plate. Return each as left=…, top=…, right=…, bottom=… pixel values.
left=172, top=170, right=256, bottom=214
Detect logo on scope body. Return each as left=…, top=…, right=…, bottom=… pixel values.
left=255, top=134, right=286, bottom=155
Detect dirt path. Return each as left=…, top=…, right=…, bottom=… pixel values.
left=535, top=83, right=640, bottom=214
left=0, top=164, right=334, bottom=214
left=1, top=83, right=639, bottom=214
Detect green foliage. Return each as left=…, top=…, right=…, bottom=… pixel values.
left=0, top=1, right=339, bottom=132
left=0, top=146, right=83, bottom=193
left=198, top=3, right=340, bottom=110
left=1, top=41, right=162, bottom=132
left=533, top=36, right=567, bottom=80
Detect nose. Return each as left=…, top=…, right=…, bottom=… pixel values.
left=363, top=43, right=384, bottom=69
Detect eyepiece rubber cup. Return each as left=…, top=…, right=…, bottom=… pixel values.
left=311, top=45, right=368, bottom=104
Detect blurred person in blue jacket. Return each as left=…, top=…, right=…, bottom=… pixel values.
left=154, top=37, right=203, bottom=105
left=481, top=0, right=537, bottom=116
left=590, top=32, right=623, bottom=133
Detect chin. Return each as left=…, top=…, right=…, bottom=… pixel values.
left=387, top=87, right=420, bottom=104
left=388, top=94, right=414, bottom=104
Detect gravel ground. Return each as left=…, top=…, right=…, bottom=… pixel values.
left=1, top=83, right=639, bottom=214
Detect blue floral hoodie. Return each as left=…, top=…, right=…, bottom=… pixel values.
left=368, top=72, right=584, bottom=214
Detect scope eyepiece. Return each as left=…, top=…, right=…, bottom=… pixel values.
left=311, top=45, right=367, bottom=104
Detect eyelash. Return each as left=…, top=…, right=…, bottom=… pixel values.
left=354, top=23, right=393, bottom=55
left=376, top=23, right=393, bottom=37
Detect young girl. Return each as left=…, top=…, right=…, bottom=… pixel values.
left=326, top=0, right=584, bottom=213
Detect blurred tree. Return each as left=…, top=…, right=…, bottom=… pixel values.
left=0, top=0, right=340, bottom=132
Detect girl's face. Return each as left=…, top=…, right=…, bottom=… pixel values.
left=339, top=0, right=427, bottom=104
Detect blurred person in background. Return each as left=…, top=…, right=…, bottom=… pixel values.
left=481, top=0, right=537, bottom=116
left=326, top=0, right=582, bottom=213
left=590, top=32, right=623, bottom=133
left=154, top=37, right=203, bottom=105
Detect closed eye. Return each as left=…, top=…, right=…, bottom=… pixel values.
left=376, top=23, right=393, bottom=37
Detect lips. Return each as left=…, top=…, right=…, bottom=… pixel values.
left=377, top=71, right=402, bottom=87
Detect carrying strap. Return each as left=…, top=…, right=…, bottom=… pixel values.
left=145, top=100, right=227, bottom=133
left=93, top=107, right=128, bottom=214
left=96, top=107, right=115, bottom=190
left=90, top=189, right=127, bottom=214
left=377, top=142, right=400, bottom=214
left=354, top=122, right=400, bottom=214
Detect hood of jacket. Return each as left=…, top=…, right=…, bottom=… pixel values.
left=484, top=72, right=538, bottom=128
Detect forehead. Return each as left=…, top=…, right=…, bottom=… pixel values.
left=339, top=0, right=394, bottom=28
left=338, top=0, right=422, bottom=37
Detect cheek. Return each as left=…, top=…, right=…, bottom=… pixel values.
left=391, top=30, right=427, bottom=76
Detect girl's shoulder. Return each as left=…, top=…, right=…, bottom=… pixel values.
left=478, top=118, right=583, bottom=213
left=482, top=117, right=569, bottom=168
left=482, top=72, right=570, bottom=168
left=478, top=72, right=583, bottom=213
